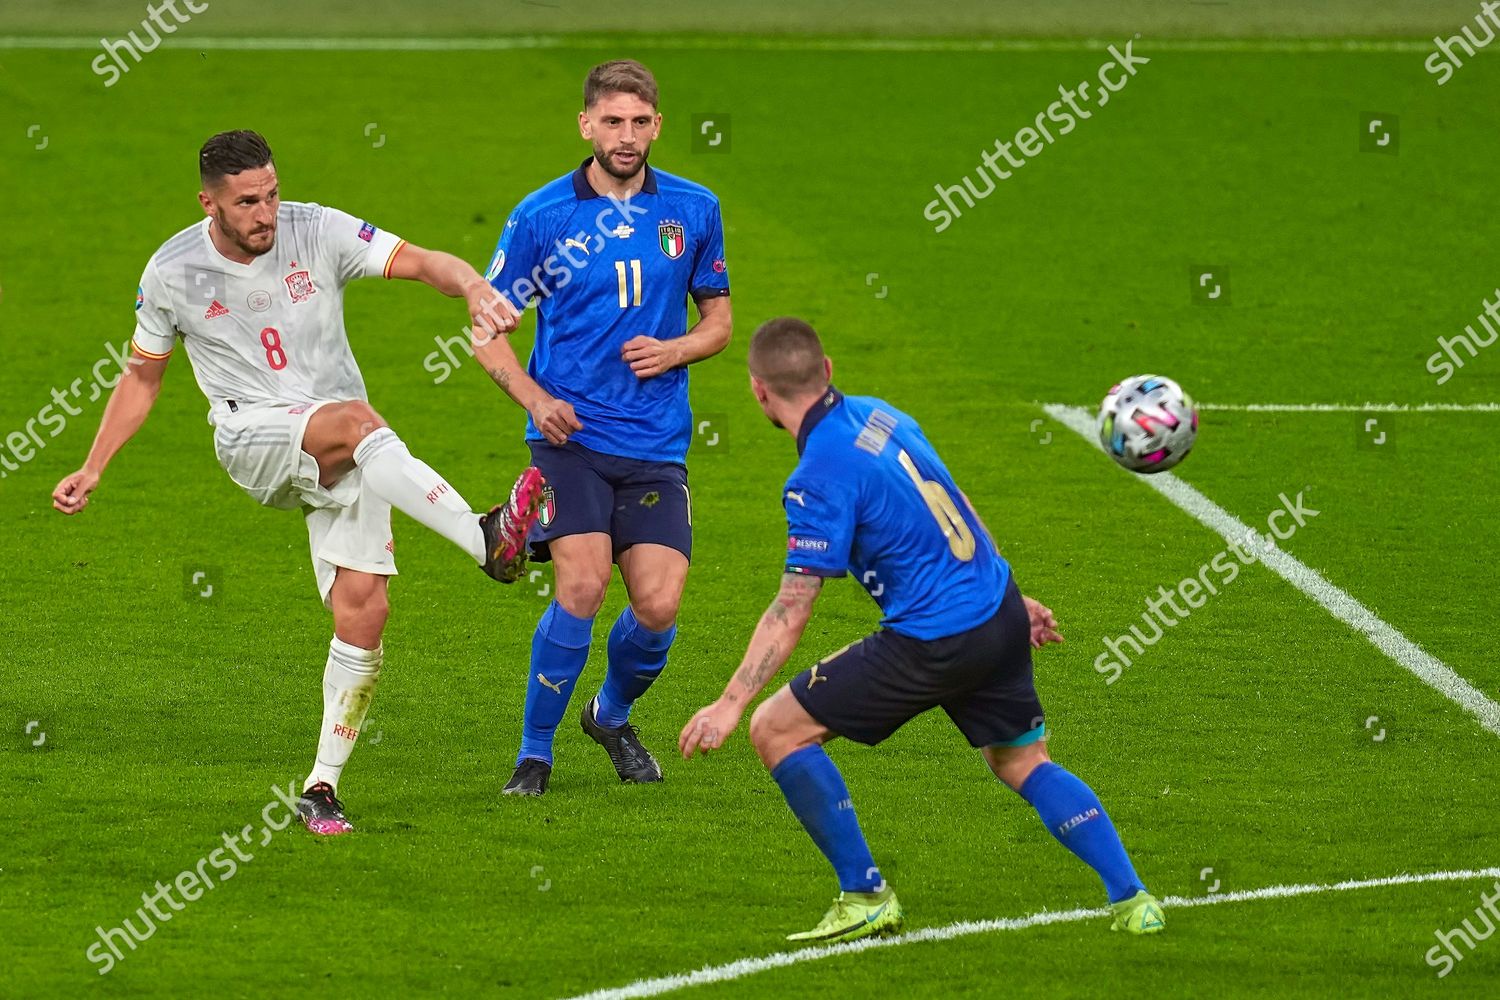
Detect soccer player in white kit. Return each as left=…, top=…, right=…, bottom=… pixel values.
left=52, top=130, right=546, bottom=835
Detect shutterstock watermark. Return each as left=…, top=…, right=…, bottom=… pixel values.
left=85, top=779, right=300, bottom=975
left=91, top=1, right=211, bottom=88
left=423, top=194, right=652, bottom=384
left=922, top=39, right=1150, bottom=233
left=1425, top=286, right=1500, bottom=385
left=1425, top=880, right=1500, bottom=977
left=1094, top=491, right=1320, bottom=684
left=1, top=340, right=139, bottom=480
left=1425, top=1, right=1500, bottom=85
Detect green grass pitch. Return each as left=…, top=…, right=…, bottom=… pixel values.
left=3, top=3, right=1500, bottom=997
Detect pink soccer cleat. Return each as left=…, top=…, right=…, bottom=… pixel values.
left=296, top=781, right=354, bottom=836
left=480, top=466, right=546, bottom=583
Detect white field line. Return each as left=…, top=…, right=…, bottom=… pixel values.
left=561, top=865, right=1500, bottom=1000
left=1041, top=402, right=1500, bottom=413
left=1045, top=403, right=1500, bottom=738
left=1196, top=402, right=1500, bottom=412
left=0, top=36, right=1466, bottom=54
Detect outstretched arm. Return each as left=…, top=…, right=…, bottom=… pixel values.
left=386, top=242, right=520, bottom=340
left=679, top=572, right=823, bottom=757
left=53, top=353, right=169, bottom=514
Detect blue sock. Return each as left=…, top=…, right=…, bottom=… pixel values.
left=770, top=746, right=884, bottom=893
left=1018, top=762, right=1146, bottom=903
left=594, top=606, right=676, bottom=727
left=517, top=601, right=594, bottom=765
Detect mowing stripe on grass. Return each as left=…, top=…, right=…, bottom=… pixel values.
left=1045, top=403, right=1500, bottom=738
left=0, top=36, right=1459, bottom=53
left=561, top=865, right=1500, bottom=999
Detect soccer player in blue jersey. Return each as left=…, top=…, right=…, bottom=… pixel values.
left=680, top=318, right=1164, bottom=942
left=479, top=60, right=732, bottom=795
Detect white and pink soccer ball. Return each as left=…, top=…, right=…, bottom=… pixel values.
left=1096, top=375, right=1198, bottom=474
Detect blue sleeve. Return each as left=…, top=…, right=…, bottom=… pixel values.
left=485, top=208, right=546, bottom=310
left=690, top=199, right=729, bottom=300
left=782, top=475, right=854, bottom=578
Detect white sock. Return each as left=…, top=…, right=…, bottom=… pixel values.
left=305, top=637, right=383, bottom=792
left=353, top=427, right=485, bottom=563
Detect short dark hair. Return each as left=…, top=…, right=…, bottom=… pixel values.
left=583, top=59, right=659, bottom=110
left=199, top=130, right=274, bottom=187
left=749, top=317, right=828, bottom=398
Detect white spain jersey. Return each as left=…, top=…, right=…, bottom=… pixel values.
left=132, top=201, right=406, bottom=425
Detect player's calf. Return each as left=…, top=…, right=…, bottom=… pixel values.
left=329, top=569, right=390, bottom=649
left=998, top=750, right=1158, bottom=926
left=593, top=606, right=675, bottom=728
left=315, top=409, right=542, bottom=578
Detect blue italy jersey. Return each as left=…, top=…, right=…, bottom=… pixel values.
left=485, top=158, right=730, bottom=463
left=783, top=389, right=1009, bottom=641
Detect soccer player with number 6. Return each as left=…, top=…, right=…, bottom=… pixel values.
left=51, top=130, right=547, bottom=835
left=680, top=318, right=1164, bottom=942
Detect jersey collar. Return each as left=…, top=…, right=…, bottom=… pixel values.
left=571, top=156, right=659, bottom=199
left=796, top=386, right=844, bottom=456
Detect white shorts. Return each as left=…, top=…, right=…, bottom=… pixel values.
left=212, top=400, right=396, bottom=606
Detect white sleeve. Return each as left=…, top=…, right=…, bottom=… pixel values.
left=315, top=204, right=406, bottom=286
left=131, top=260, right=178, bottom=359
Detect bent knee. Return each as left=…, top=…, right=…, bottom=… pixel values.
left=556, top=573, right=610, bottom=618
left=342, top=401, right=387, bottom=443
left=630, top=591, right=680, bottom=632
left=983, top=742, right=1050, bottom=791
left=749, top=696, right=810, bottom=768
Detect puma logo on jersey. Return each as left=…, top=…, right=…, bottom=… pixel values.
left=785, top=490, right=805, bottom=507
left=537, top=673, right=569, bottom=694
left=807, top=664, right=829, bottom=688
left=204, top=299, right=230, bottom=319
left=563, top=237, right=591, bottom=255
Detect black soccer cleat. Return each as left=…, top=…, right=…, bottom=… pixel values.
left=580, top=697, right=663, bottom=784
left=502, top=758, right=552, bottom=797
left=296, top=781, right=354, bottom=836
left=480, top=466, right=546, bottom=583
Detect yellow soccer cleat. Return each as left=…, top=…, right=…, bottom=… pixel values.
left=1110, top=890, right=1166, bottom=934
left=787, top=886, right=904, bottom=944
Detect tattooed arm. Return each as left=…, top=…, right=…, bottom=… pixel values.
left=679, top=572, right=824, bottom=757
left=468, top=323, right=582, bottom=444
left=725, top=572, right=824, bottom=707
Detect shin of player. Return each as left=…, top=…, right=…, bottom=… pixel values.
left=301, top=567, right=388, bottom=833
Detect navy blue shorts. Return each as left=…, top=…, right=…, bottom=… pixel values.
left=790, top=576, right=1045, bottom=748
left=526, top=440, right=692, bottom=563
